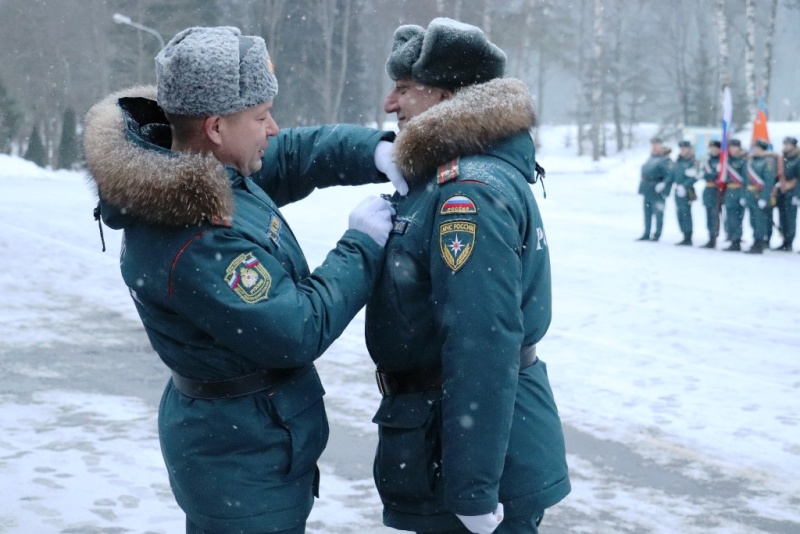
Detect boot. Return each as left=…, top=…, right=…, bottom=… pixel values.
left=723, top=239, right=741, bottom=252
left=675, top=234, right=692, bottom=246
left=772, top=241, right=792, bottom=252
left=745, top=240, right=766, bottom=254
left=701, top=238, right=716, bottom=249
left=636, top=234, right=651, bottom=241
left=651, top=233, right=661, bottom=242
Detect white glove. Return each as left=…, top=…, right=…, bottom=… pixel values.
left=758, top=198, right=768, bottom=209
left=348, top=196, right=395, bottom=247
left=684, top=167, right=697, bottom=178
left=374, top=141, right=409, bottom=196
left=739, top=197, right=747, bottom=207
left=456, top=503, right=504, bottom=534
left=793, top=196, right=800, bottom=206
left=676, top=185, right=687, bottom=198
left=654, top=182, right=666, bottom=193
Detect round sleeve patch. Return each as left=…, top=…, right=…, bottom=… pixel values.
left=224, top=252, right=271, bottom=303
left=440, top=195, right=477, bottom=215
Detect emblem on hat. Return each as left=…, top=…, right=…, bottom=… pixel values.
left=224, top=252, right=271, bottom=303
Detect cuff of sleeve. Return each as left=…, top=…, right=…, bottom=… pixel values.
left=445, top=496, right=498, bottom=517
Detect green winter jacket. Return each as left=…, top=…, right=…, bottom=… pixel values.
left=365, top=78, right=570, bottom=532
left=639, top=152, right=672, bottom=198
left=83, top=86, right=392, bottom=533
left=746, top=153, right=777, bottom=202
left=700, top=153, right=721, bottom=207
left=663, top=153, right=697, bottom=196
left=783, top=147, right=800, bottom=198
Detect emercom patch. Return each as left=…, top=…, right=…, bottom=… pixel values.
left=268, top=213, right=282, bottom=245
left=439, top=220, right=476, bottom=272
left=224, top=252, right=272, bottom=304
left=440, top=195, right=477, bottom=215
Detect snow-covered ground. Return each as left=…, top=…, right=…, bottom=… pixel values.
left=1, top=123, right=798, bottom=533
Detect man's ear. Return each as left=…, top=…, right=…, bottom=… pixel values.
left=203, top=116, right=224, bottom=146
left=440, top=89, right=454, bottom=101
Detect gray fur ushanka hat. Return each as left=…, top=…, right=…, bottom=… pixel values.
left=386, top=18, right=506, bottom=89
left=155, top=26, right=278, bottom=116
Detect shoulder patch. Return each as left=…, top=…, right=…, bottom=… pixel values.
left=224, top=252, right=271, bottom=304
left=268, top=213, right=282, bottom=246
left=437, top=159, right=460, bottom=184
left=440, top=195, right=477, bottom=215
left=439, top=220, right=476, bottom=272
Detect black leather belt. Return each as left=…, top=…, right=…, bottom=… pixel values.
left=170, top=365, right=306, bottom=400
left=375, top=345, right=537, bottom=397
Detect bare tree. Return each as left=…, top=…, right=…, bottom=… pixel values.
left=715, top=0, right=730, bottom=87
left=744, top=0, right=756, bottom=121
left=576, top=0, right=588, bottom=156
left=761, top=0, right=779, bottom=104
left=590, top=0, right=605, bottom=161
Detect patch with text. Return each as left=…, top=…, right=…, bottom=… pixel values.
left=439, top=220, right=476, bottom=272
left=440, top=195, right=477, bottom=215
left=224, top=252, right=272, bottom=304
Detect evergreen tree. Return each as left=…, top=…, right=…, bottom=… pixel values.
left=23, top=124, right=46, bottom=167
left=57, top=108, right=79, bottom=169
left=0, top=78, right=22, bottom=154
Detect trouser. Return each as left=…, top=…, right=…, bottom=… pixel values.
left=743, top=190, right=768, bottom=241
left=702, top=187, right=721, bottom=238
left=775, top=189, right=797, bottom=243
left=643, top=195, right=665, bottom=237
left=723, top=188, right=744, bottom=240
left=417, top=511, right=544, bottom=534
left=186, top=518, right=306, bottom=534
left=675, top=193, right=693, bottom=235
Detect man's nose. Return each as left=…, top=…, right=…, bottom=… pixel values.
left=384, top=93, right=399, bottom=114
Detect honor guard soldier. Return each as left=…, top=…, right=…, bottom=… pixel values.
left=661, top=140, right=698, bottom=245
left=700, top=140, right=723, bottom=248
left=722, top=139, right=748, bottom=251
left=744, top=139, right=777, bottom=254
left=774, top=136, right=799, bottom=251
left=640, top=138, right=672, bottom=241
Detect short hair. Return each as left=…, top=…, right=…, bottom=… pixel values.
left=164, top=112, right=207, bottom=144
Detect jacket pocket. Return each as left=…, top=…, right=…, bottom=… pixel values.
left=372, top=393, right=442, bottom=510
left=268, top=365, right=329, bottom=480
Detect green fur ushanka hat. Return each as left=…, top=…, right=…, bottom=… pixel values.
left=156, top=26, right=278, bottom=116
left=386, top=18, right=506, bottom=89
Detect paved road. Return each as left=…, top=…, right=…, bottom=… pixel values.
left=3, top=300, right=797, bottom=533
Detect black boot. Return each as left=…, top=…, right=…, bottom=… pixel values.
left=723, top=239, right=741, bottom=252
left=651, top=233, right=661, bottom=242
left=701, top=238, right=716, bottom=249
left=675, top=234, right=692, bottom=246
left=745, top=240, right=766, bottom=254
left=636, top=234, right=651, bottom=241
left=772, top=241, right=792, bottom=252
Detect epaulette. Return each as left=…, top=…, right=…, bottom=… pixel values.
left=437, top=158, right=460, bottom=185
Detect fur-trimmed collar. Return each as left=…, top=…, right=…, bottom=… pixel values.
left=784, top=147, right=800, bottom=159
left=392, top=78, right=536, bottom=183
left=83, top=86, right=233, bottom=226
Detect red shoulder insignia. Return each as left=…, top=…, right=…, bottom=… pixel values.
left=437, top=158, right=460, bottom=185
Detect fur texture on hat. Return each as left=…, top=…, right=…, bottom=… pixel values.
left=678, top=140, right=692, bottom=148
left=386, top=18, right=506, bottom=89
left=784, top=136, right=798, bottom=146
left=156, top=26, right=278, bottom=116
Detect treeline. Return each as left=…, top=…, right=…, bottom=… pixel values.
left=1, top=0, right=798, bottom=168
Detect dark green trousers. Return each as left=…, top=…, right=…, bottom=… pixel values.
left=642, top=194, right=665, bottom=238
left=186, top=518, right=306, bottom=534
left=417, top=512, right=544, bottom=534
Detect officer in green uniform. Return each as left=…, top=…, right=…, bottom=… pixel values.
left=744, top=139, right=776, bottom=254
left=661, top=140, right=698, bottom=245
left=83, top=27, right=404, bottom=534
left=366, top=19, right=570, bottom=534
left=722, top=139, right=748, bottom=251
left=639, top=138, right=672, bottom=241
left=699, top=140, right=723, bottom=248
left=773, top=136, right=799, bottom=251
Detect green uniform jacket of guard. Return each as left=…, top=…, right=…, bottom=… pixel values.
left=700, top=154, right=721, bottom=207
left=639, top=152, right=672, bottom=198
left=82, top=87, right=392, bottom=533
left=746, top=153, right=777, bottom=202
left=664, top=153, right=697, bottom=193
left=365, top=78, right=571, bottom=532
left=784, top=147, right=800, bottom=198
